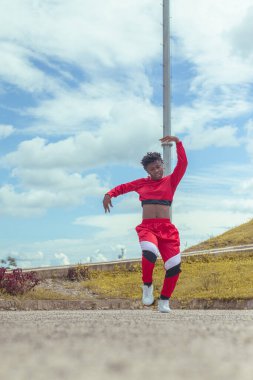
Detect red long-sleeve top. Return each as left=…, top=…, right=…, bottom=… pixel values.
left=107, top=141, right=187, bottom=205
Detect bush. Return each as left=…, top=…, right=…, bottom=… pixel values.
left=67, top=264, right=90, bottom=281
left=0, top=267, right=39, bottom=295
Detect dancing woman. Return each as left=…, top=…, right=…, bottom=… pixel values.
left=103, top=135, right=188, bottom=312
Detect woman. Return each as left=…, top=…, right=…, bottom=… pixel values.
left=103, top=135, right=188, bottom=312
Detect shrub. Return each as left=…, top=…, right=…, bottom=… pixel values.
left=67, top=264, right=90, bottom=281
left=0, top=267, right=39, bottom=295
left=0, top=267, right=6, bottom=282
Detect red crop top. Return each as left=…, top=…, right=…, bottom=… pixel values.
left=106, top=141, right=187, bottom=205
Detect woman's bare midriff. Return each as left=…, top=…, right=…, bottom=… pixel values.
left=142, top=204, right=170, bottom=219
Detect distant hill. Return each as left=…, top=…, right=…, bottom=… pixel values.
left=184, top=219, right=253, bottom=252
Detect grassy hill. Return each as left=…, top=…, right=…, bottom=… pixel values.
left=184, top=218, right=253, bottom=252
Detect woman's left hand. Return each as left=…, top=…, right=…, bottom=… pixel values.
left=160, top=135, right=180, bottom=145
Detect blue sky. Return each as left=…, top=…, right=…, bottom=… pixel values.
left=0, top=0, right=253, bottom=268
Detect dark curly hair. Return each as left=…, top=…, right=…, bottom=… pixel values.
left=141, top=152, right=163, bottom=169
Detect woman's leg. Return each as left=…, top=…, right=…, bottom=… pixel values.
left=135, top=221, right=159, bottom=286
left=157, top=222, right=181, bottom=299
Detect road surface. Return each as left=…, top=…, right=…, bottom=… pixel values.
left=0, top=309, right=252, bottom=380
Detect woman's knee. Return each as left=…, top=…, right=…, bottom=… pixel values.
left=142, top=250, right=157, bottom=263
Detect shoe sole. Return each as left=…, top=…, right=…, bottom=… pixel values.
left=142, top=299, right=155, bottom=306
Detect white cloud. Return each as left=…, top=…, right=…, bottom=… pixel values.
left=0, top=0, right=161, bottom=99
left=115, top=194, right=140, bottom=213
left=0, top=0, right=162, bottom=144
left=183, top=173, right=238, bottom=192
left=0, top=172, right=106, bottom=217
left=244, top=119, right=253, bottom=160
left=0, top=0, right=161, bottom=68
left=74, top=212, right=141, bottom=240
left=11, top=169, right=106, bottom=195
left=184, top=125, right=239, bottom=150
left=0, top=124, right=15, bottom=139
left=91, top=253, right=108, bottom=263
left=175, top=209, right=252, bottom=250
left=0, top=185, right=49, bottom=217
left=1, top=250, right=44, bottom=269
left=2, top=99, right=162, bottom=171
left=0, top=42, right=61, bottom=94
left=24, top=76, right=155, bottom=135
left=228, top=6, right=253, bottom=60
left=237, top=178, right=253, bottom=194
left=172, top=92, right=251, bottom=149
left=169, top=0, right=253, bottom=151
left=12, top=250, right=44, bottom=261
left=222, top=199, right=253, bottom=213
left=55, top=252, right=70, bottom=266
left=172, top=0, right=253, bottom=88
left=173, top=90, right=252, bottom=129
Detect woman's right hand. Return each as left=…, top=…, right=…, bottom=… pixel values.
left=103, top=194, right=113, bottom=213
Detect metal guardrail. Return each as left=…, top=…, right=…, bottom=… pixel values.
left=4, top=244, right=253, bottom=274
left=182, top=244, right=253, bottom=256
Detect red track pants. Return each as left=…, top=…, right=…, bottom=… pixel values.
left=135, top=218, right=181, bottom=299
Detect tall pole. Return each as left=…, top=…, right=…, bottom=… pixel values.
left=163, top=0, right=171, bottom=176
left=163, top=0, right=172, bottom=219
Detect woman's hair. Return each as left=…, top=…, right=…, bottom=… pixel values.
left=141, top=152, right=163, bottom=169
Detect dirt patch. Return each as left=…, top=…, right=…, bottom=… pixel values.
left=35, top=278, right=98, bottom=299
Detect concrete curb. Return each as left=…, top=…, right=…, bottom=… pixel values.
left=0, top=299, right=143, bottom=311
left=0, top=298, right=252, bottom=311
left=12, top=260, right=142, bottom=280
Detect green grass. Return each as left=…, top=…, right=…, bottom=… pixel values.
left=0, top=287, right=79, bottom=301
left=80, top=252, right=253, bottom=300
left=184, top=219, right=253, bottom=251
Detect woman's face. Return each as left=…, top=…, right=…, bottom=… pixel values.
left=145, top=160, right=164, bottom=180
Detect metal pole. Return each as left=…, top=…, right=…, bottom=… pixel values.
left=163, top=0, right=171, bottom=176
left=163, top=0, right=172, bottom=219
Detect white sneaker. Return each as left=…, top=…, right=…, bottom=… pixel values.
left=142, top=284, right=154, bottom=306
left=158, top=299, right=171, bottom=313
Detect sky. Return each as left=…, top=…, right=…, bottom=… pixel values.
left=0, top=0, right=253, bottom=268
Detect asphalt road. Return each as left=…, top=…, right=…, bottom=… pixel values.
left=0, top=310, right=252, bottom=380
